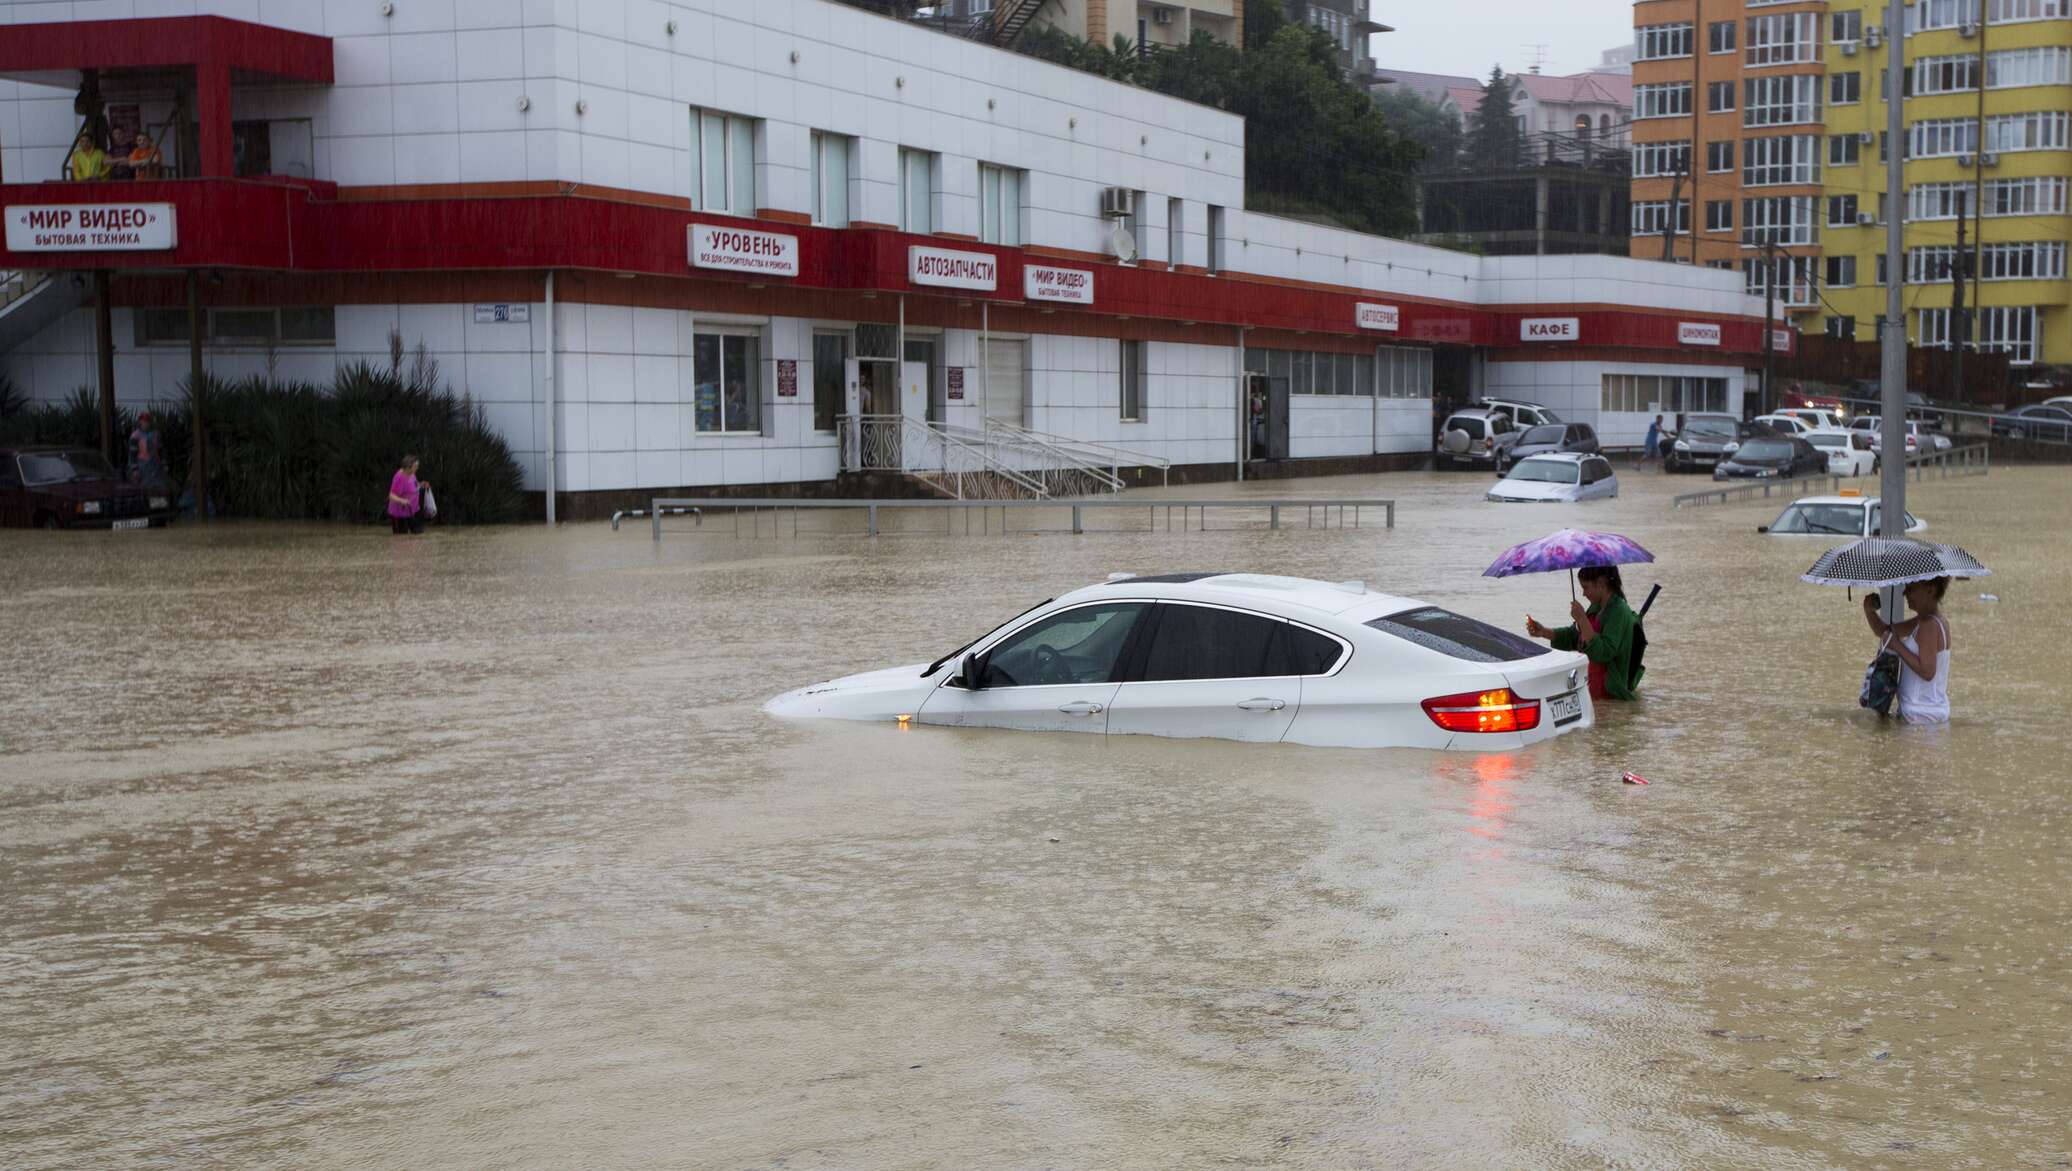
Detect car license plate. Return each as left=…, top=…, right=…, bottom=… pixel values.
left=112, top=518, right=149, bottom=531
left=1548, top=691, right=1583, bottom=725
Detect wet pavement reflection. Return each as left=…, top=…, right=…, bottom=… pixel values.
left=1, top=465, right=2067, bottom=1169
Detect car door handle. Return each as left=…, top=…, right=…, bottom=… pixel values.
left=1057, top=701, right=1105, bottom=716
left=1236, top=698, right=1287, bottom=712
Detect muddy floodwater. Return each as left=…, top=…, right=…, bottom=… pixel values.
left=3, top=465, right=2068, bottom=1170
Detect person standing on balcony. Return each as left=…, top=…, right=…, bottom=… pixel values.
left=65, top=130, right=110, bottom=181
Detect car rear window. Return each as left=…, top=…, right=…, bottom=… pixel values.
left=1446, top=416, right=1486, bottom=439
left=1365, top=608, right=1549, bottom=663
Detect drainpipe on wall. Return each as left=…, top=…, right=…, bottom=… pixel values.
left=1235, top=326, right=1248, bottom=481
left=543, top=269, right=557, bottom=526
left=981, top=300, right=990, bottom=420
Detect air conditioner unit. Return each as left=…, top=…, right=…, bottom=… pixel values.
left=1958, top=153, right=1975, bottom=167
left=1857, top=212, right=1876, bottom=226
left=1980, top=151, right=2000, bottom=166
left=1152, top=6, right=1173, bottom=24
left=1960, top=21, right=1979, bottom=36
left=1858, top=130, right=1877, bottom=144
left=1099, top=186, right=1136, bottom=219
left=1865, top=28, right=1885, bottom=47
left=1841, top=40, right=1860, bottom=55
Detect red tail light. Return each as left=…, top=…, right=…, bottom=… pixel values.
left=1421, top=687, right=1542, bottom=734
left=1483, top=436, right=1494, bottom=450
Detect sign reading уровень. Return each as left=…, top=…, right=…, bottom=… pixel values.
left=5, top=203, right=176, bottom=251
left=689, top=224, right=799, bottom=277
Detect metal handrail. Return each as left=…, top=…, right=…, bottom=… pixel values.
left=639, top=496, right=1398, bottom=539
left=983, top=419, right=1173, bottom=488
left=0, top=270, right=46, bottom=311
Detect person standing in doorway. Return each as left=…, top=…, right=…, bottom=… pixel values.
left=1637, top=414, right=1664, bottom=468
left=127, top=410, right=166, bottom=489
left=1249, top=385, right=1268, bottom=460
left=387, top=454, right=429, bottom=535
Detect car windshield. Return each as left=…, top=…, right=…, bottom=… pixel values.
left=1366, top=607, right=1550, bottom=663
left=1769, top=503, right=1863, bottom=535
left=1505, top=459, right=1579, bottom=484
left=1519, top=425, right=1564, bottom=445
left=1807, top=434, right=1845, bottom=448
left=1736, top=440, right=1793, bottom=461
left=16, top=450, right=116, bottom=486
left=1685, top=418, right=1736, bottom=438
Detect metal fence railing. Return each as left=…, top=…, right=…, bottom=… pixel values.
left=1834, top=396, right=2072, bottom=447
left=1671, top=442, right=1990, bottom=509
left=619, top=496, right=1397, bottom=540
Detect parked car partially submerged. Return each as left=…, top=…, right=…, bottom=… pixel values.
left=1759, top=496, right=1925, bottom=537
left=767, top=574, right=1594, bottom=750
left=0, top=446, right=176, bottom=530
left=1500, top=422, right=1599, bottom=470
left=1665, top=412, right=1745, bottom=474
left=1487, top=453, right=1618, bottom=502
left=1713, top=436, right=1828, bottom=480
left=1805, top=430, right=1877, bottom=476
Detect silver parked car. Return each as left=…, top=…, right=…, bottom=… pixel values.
left=1436, top=408, right=1520, bottom=470
left=1487, top=453, right=1619, bottom=502
left=1666, top=413, right=1745, bottom=473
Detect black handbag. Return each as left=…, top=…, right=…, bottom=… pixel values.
left=1860, top=634, right=1900, bottom=715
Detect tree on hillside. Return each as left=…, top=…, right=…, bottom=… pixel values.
left=1464, top=66, right=1524, bottom=170
left=1373, top=87, right=1463, bottom=173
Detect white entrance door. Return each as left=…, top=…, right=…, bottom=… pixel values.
left=983, top=338, right=1025, bottom=426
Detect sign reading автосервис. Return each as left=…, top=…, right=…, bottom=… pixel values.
left=1024, top=264, right=1093, bottom=304
left=5, top=203, right=176, bottom=251
left=909, top=245, right=998, bottom=292
left=689, top=224, right=799, bottom=277
left=1520, top=317, right=1580, bottom=342
left=1355, top=303, right=1400, bottom=332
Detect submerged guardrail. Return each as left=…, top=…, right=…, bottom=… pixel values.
left=622, top=496, right=1397, bottom=539
left=1671, top=443, right=1989, bottom=509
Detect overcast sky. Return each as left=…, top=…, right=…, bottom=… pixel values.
left=1370, top=2, right=1633, bottom=81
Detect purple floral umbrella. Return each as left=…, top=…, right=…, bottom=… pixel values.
left=1484, top=529, right=1656, bottom=599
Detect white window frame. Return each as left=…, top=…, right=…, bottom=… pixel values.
left=1744, top=135, right=1822, bottom=186
left=898, top=147, right=936, bottom=234
left=1119, top=339, right=1146, bottom=421
left=692, top=326, right=764, bottom=435
left=692, top=108, right=757, bottom=216
left=1829, top=133, right=1862, bottom=167
left=1744, top=75, right=1822, bottom=127
left=810, top=130, right=852, bottom=228
left=1634, top=141, right=1692, bottom=179
left=1746, top=12, right=1821, bottom=66
left=1632, top=200, right=1693, bottom=236
left=1742, top=196, right=1820, bottom=246
left=1635, top=83, right=1693, bottom=120
left=1638, top=23, right=1695, bottom=60
left=977, top=161, right=1024, bottom=246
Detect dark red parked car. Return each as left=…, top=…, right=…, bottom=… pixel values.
left=0, top=446, right=178, bottom=530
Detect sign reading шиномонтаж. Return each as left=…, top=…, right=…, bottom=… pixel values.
left=909, top=245, right=998, bottom=292
left=1355, top=303, right=1400, bottom=332
left=688, top=224, right=799, bottom=277
left=1520, top=317, right=1579, bottom=342
left=1024, top=264, right=1093, bottom=304
left=5, top=203, right=176, bottom=251
left=1678, top=322, right=1722, bottom=346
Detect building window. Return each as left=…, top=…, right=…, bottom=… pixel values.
left=1634, top=141, right=1691, bottom=178
left=1826, top=315, right=1857, bottom=340
left=1876, top=253, right=1890, bottom=284
left=978, top=162, right=1023, bottom=245
left=1746, top=12, right=1821, bottom=67
left=1832, top=10, right=1863, bottom=41
left=1708, top=20, right=1738, bottom=53
left=1976, top=305, right=2041, bottom=363
left=1707, top=200, right=1735, bottom=232
left=693, top=329, right=762, bottom=434
left=1743, top=196, right=1819, bottom=245
left=1828, top=194, right=1860, bottom=225
left=1632, top=200, right=1692, bottom=236
left=1913, top=55, right=1981, bottom=96
left=1990, top=0, right=2072, bottom=20
left=1830, top=133, right=1862, bottom=166
left=1744, top=75, right=1822, bottom=128
left=812, top=330, right=848, bottom=433
left=1638, top=23, right=1695, bottom=60
left=810, top=131, right=852, bottom=227
left=1707, top=140, right=1736, bottom=173
left=1906, top=0, right=1982, bottom=33
left=1986, top=45, right=2072, bottom=89
left=138, top=306, right=335, bottom=347
left=1830, top=72, right=1862, bottom=105
left=1119, top=340, right=1146, bottom=421
left=1708, top=81, right=1737, bottom=113
left=1244, top=346, right=1423, bottom=397
left=1600, top=374, right=1728, bottom=414
left=692, top=108, right=757, bottom=216
left=1207, top=204, right=1225, bottom=274
left=1744, top=135, right=1822, bottom=186
left=1167, top=197, right=1184, bottom=267
left=1634, top=83, right=1692, bottom=121
left=1825, top=255, right=1857, bottom=287
left=1745, top=255, right=1819, bottom=307
left=898, top=147, right=936, bottom=233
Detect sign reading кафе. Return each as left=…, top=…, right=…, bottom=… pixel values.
left=5, top=203, right=176, bottom=251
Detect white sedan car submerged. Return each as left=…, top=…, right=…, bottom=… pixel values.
left=767, top=574, right=1594, bottom=750
left=1759, top=495, right=1925, bottom=537
left=1487, top=453, right=1618, bottom=503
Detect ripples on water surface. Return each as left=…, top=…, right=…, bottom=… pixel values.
left=1, top=467, right=2066, bottom=1170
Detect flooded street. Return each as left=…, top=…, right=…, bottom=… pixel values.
left=3, top=465, right=2068, bottom=1170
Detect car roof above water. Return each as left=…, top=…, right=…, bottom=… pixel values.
left=1062, top=573, right=1422, bottom=618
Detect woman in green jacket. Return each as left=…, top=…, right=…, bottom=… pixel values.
left=1525, top=565, right=1643, bottom=701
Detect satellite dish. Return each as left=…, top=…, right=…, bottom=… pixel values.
left=1108, top=223, right=1139, bottom=266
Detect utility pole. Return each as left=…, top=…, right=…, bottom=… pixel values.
left=1878, top=0, right=1908, bottom=554
left=1951, top=189, right=1968, bottom=404
left=1760, top=240, right=1778, bottom=415
left=1662, top=169, right=1684, bottom=263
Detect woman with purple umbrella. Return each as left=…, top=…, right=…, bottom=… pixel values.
left=1525, top=566, right=1644, bottom=701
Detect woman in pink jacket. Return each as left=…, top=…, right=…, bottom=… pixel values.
left=386, top=454, right=430, bottom=534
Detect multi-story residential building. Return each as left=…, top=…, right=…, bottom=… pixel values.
left=1288, top=0, right=1392, bottom=82
left=0, top=0, right=1775, bottom=512
left=1631, top=0, right=2072, bottom=372
left=1017, top=0, right=1246, bottom=50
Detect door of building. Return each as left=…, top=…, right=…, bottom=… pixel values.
left=983, top=338, right=1025, bottom=426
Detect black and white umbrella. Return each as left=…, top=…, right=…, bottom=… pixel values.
left=1801, top=537, right=1993, bottom=588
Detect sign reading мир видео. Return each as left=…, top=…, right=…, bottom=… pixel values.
left=1024, top=264, right=1093, bottom=304
left=1520, top=317, right=1580, bottom=342
left=689, top=224, right=799, bottom=277
left=1355, top=303, right=1400, bottom=332
left=5, top=203, right=176, bottom=251
left=909, top=245, right=997, bottom=291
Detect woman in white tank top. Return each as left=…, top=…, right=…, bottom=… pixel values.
left=1863, top=576, right=1953, bottom=724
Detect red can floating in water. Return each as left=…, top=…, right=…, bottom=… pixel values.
left=1621, top=771, right=1651, bottom=786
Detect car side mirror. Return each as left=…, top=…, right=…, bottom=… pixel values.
left=960, top=652, right=984, bottom=691
left=1756, top=525, right=1769, bottom=533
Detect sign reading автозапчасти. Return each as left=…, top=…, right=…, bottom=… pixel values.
left=6, top=203, right=176, bottom=251
left=909, top=246, right=998, bottom=291
left=689, top=224, right=799, bottom=277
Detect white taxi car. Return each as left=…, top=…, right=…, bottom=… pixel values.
left=1759, top=495, right=1926, bottom=537
left=767, top=574, right=1594, bottom=750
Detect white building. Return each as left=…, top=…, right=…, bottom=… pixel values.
left=0, top=0, right=1777, bottom=515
